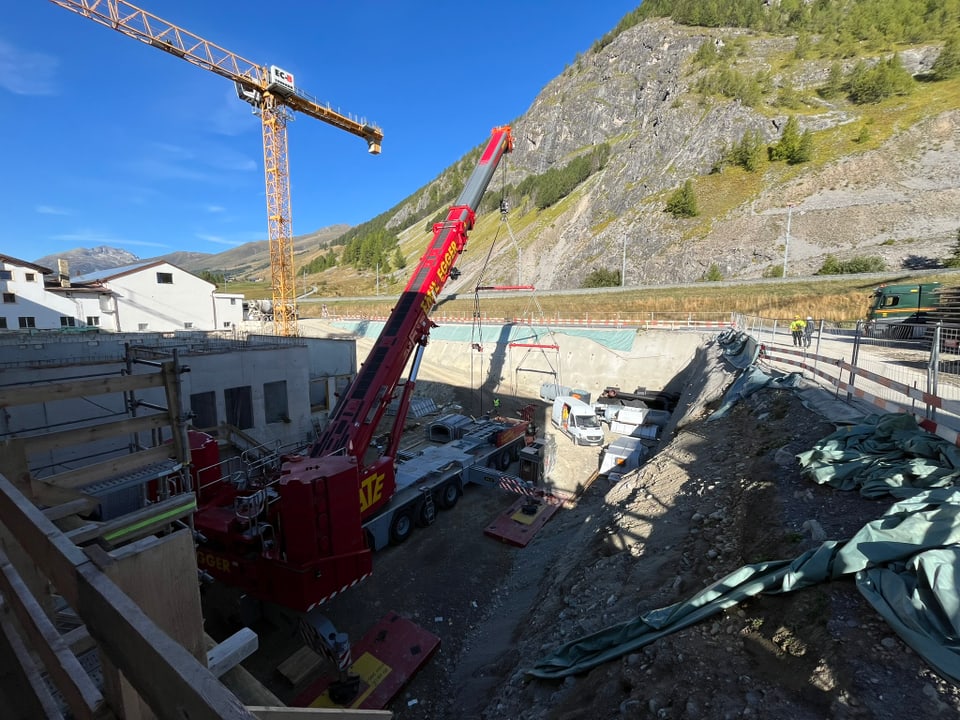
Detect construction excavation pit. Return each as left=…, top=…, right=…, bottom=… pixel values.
left=3, top=323, right=960, bottom=720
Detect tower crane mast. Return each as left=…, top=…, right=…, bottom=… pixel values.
left=50, top=0, right=383, bottom=337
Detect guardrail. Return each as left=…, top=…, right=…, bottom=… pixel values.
left=741, top=316, right=960, bottom=445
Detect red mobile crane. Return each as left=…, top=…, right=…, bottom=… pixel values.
left=193, top=126, right=516, bottom=613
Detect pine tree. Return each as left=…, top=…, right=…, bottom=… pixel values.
left=665, top=180, right=699, bottom=218
left=932, top=35, right=960, bottom=80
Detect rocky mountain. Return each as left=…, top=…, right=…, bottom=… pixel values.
left=38, top=12, right=960, bottom=293
left=384, top=17, right=960, bottom=293
left=33, top=225, right=349, bottom=280
left=34, top=245, right=141, bottom=277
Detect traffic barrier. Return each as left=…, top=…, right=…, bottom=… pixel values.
left=760, top=342, right=960, bottom=446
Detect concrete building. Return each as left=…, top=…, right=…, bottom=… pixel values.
left=69, top=260, right=244, bottom=332
left=0, top=254, right=244, bottom=332
left=0, top=253, right=108, bottom=330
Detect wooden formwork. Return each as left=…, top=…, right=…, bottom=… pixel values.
left=0, top=358, right=388, bottom=719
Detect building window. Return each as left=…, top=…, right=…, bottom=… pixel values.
left=18, top=317, right=36, bottom=328
left=224, top=386, right=254, bottom=430
left=138, top=323, right=148, bottom=331
left=264, top=380, right=289, bottom=424
left=156, top=272, right=174, bottom=284
left=222, top=322, right=232, bottom=328
left=184, top=322, right=194, bottom=329
left=230, top=298, right=237, bottom=305
left=60, top=316, right=77, bottom=327
left=86, top=316, right=100, bottom=326
left=24, top=273, right=35, bottom=282
left=0, top=318, right=7, bottom=329
left=0, top=271, right=11, bottom=280
left=190, top=391, right=218, bottom=430
left=3, top=293, right=15, bottom=303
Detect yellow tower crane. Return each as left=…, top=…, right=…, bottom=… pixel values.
left=50, top=0, right=383, bottom=337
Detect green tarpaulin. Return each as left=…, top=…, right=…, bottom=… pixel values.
left=528, top=489, right=960, bottom=683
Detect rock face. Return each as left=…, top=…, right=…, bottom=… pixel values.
left=33, top=245, right=141, bottom=277
left=393, top=18, right=959, bottom=291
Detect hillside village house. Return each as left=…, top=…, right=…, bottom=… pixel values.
left=0, top=254, right=243, bottom=332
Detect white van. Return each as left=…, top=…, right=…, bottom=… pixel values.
left=551, top=396, right=604, bottom=446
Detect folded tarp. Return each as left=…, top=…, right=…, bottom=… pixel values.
left=708, top=364, right=804, bottom=421
left=527, top=488, right=960, bottom=683
left=797, top=412, right=960, bottom=499
left=716, top=329, right=760, bottom=370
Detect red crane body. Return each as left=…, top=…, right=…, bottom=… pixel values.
left=194, top=127, right=513, bottom=611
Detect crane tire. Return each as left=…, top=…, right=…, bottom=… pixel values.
left=389, top=508, right=414, bottom=545
left=497, top=449, right=511, bottom=470
left=439, top=481, right=460, bottom=509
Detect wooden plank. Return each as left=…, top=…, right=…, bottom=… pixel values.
left=76, top=555, right=257, bottom=720
left=278, top=645, right=323, bottom=687
left=0, top=372, right=165, bottom=408
left=247, top=709, right=392, bottom=719
left=30, top=482, right=100, bottom=512
left=0, top=475, right=88, bottom=608
left=0, top=474, right=254, bottom=720
left=0, top=599, right=66, bottom=720
left=61, top=624, right=98, bottom=656
left=66, top=494, right=197, bottom=547
left=0, top=549, right=107, bottom=719
left=15, top=414, right=171, bottom=454
left=44, top=498, right=99, bottom=521
left=97, top=533, right=207, bottom=720
left=207, top=628, right=259, bottom=678
left=41, top=445, right=176, bottom=490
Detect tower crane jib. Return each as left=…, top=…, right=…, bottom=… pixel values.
left=49, top=0, right=383, bottom=336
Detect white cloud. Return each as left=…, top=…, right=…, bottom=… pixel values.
left=52, top=230, right=171, bottom=249
left=197, top=234, right=244, bottom=246
left=0, top=40, right=58, bottom=96
left=35, top=205, right=70, bottom=216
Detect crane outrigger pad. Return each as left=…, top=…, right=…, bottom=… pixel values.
left=293, top=611, right=440, bottom=711
left=484, top=494, right=562, bottom=547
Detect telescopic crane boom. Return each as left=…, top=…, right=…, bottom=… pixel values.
left=192, top=126, right=513, bottom=612
left=50, top=0, right=383, bottom=337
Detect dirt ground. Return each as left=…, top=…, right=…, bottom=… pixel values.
left=235, top=336, right=960, bottom=719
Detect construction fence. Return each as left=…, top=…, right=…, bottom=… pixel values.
left=737, top=314, right=960, bottom=444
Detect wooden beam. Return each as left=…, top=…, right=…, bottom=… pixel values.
left=0, top=474, right=256, bottom=720
left=30, top=482, right=100, bottom=512
left=40, top=445, right=176, bottom=491
left=66, top=494, right=197, bottom=547
left=0, top=549, right=107, bottom=719
left=247, top=710, right=392, bottom=720
left=61, top=624, right=98, bottom=656
left=11, top=414, right=172, bottom=455
left=0, top=599, right=66, bottom=720
left=0, top=372, right=165, bottom=408
left=77, top=555, right=257, bottom=720
left=44, top=498, right=100, bottom=521
left=207, top=628, right=259, bottom=678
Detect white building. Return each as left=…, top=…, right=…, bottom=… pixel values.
left=0, top=255, right=244, bottom=332
left=67, top=260, right=243, bottom=332
left=0, top=254, right=109, bottom=330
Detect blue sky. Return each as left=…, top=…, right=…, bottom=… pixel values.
left=2, top=1, right=639, bottom=263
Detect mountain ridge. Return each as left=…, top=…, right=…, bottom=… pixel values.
left=33, top=13, right=960, bottom=296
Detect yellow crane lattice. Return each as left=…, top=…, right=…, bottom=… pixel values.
left=50, top=0, right=383, bottom=336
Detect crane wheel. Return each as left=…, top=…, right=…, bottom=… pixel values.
left=438, top=481, right=460, bottom=509
left=497, top=449, right=512, bottom=471
left=417, top=498, right=437, bottom=527
left=389, top=508, right=414, bottom=545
